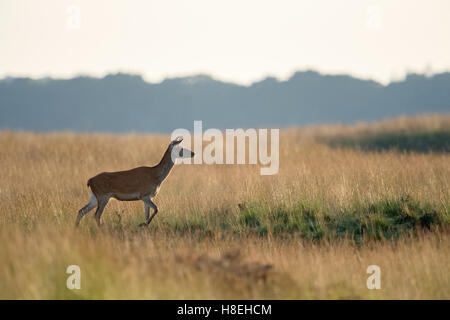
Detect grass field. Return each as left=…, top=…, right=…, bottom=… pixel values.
left=0, top=114, right=449, bottom=299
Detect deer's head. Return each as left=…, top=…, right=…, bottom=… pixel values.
left=170, top=137, right=195, bottom=162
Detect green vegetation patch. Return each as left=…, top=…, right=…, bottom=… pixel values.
left=158, top=196, right=447, bottom=242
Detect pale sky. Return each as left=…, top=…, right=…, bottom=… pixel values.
left=1, top=0, right=450, bottom=85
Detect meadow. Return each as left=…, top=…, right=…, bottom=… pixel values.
left=0, top=114, right=449, bottom=299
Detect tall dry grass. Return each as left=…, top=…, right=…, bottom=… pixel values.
left=0, top=114, right=449, bottom=299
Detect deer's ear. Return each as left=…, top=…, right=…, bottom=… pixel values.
left=172, top=136, right=183, bottom=145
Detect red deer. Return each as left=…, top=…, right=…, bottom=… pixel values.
left=75, top=137, right=194, bottom=227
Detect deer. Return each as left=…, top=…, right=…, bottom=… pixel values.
left=75, top=137, right=194, bottom=228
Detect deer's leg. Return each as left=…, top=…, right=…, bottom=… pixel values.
left=139, top=197, right=158, bottom=227
left=75, top=191, right=98, bottom=227
left=138, top=203, right=151, bottom=227
left=94, top=196, right=110, bottom=227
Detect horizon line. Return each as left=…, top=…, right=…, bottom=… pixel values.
left=1, top=68, right=449, bottom=87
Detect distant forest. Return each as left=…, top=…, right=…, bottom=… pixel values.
left=1, top=70, right=449, bottom=133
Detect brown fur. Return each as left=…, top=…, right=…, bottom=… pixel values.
left=75, top=137, right=194, bottom=227
left=88, top=166, right=163, bottom=200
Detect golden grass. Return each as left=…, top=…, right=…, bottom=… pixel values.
left=0, top=114, right=449, bottom=299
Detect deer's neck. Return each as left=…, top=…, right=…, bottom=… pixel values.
left=155, top=146, right=175, bottom=183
